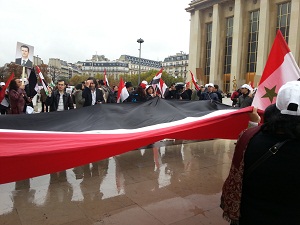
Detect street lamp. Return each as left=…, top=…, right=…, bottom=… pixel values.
left=137, top=38, right=144, bottom=84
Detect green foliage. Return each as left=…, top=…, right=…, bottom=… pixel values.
left=53, top=69, right=185, bottom=88
left=69, top=74, right=89, bottom=85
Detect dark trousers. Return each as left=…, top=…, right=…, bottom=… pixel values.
left=0, top=105, right=8, bottom=115
left=41, top=101, right=48, bottom=112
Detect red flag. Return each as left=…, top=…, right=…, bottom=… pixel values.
left=0, top=99, right=252, bottom=184
left=252, top=30, right=300, bottom=110
left=117, top=77, right=129, bottom=103
left=36, top=66, right=49, bottom=95
left=158, top=78, right=168, bottom=98
left=190, top=70, right=200, bottom=91
left=0, top=72, right=15, bottom=103
left=104, top=69, right=109, bottom=87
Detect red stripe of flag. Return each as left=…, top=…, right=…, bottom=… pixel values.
left=0, top=72, right=14, bottom=103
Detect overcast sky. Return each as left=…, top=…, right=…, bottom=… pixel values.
left=0, top=0, right=192, bottom=66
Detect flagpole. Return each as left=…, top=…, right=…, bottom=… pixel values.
left=137, top=38, right=144, bottom=85
left=21, top=66, right=25, bottom=85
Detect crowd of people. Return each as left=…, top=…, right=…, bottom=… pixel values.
left=1, top=75, right=300, bottom=224
left=0, top=76, right=258, bottom=115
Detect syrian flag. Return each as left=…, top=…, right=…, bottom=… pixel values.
left=158, top=78, right=168, bottom=98
left=104, top=69, right=109, bottom=87
left=190, top=70, right=200, bottom=91
left=252, top=30, right=300, bottom=110
left=0, top=98, right=254, bottom=184
left=36, top=66, right=49, bottom=95
left=149, top=68, right=163, bottom=86
left=117, top=77, right=129, bottom=103
left=0, top=72, right=14, bottom=103
left=27, top=68, right=39, bottom=98
left=49, top=79, right=55, bottom=88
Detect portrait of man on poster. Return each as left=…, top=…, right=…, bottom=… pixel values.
left=15, top=42, right=34, bottom=68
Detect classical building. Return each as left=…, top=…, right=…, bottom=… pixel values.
left=118, top=55, right=162, bottom=75
left=162, top=52, right=189, bottom=81
left=186, top=0, right=300, bottom=93
left=33, top=56, right=44, bottom=66
left=48, top=58, right=82, bottom=81
left=79, top=60, right=129, bottom=80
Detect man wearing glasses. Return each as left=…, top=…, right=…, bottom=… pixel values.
left=46, top=80, right=74, bottom=112
left=82, top=77, right=104, bottom=107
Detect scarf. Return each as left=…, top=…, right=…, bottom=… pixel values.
left=220, top=125, right=262, bottom=224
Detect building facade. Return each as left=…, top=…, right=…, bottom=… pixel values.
left=79, top=60, right=129, bottom=80
left=186, top=0, right=300, bottom=93
left=162, top=52, right=189, bottom=81
left=118, top=55, right=162, bottom=75
left=48, top=58, right=82, bottom=81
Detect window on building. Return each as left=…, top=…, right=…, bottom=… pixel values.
left=205, top=23, right=212, bottom=83
left=224, top=17, right=233, bottom=93
left=247, top=10, right=260, bottom=73
left=224, top=17, right=233, bottom=74
left=277, top=2, right=291, bottom=43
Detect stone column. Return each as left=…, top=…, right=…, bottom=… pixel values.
left=230, top=0, right=244, bottom=91
left=210, top=4, right=221, bottom=84
left=256, top=0, right=270, bottom=84
left=188, top=10, right=202, bottom=86
left=289, top=0, right=300, bottom=64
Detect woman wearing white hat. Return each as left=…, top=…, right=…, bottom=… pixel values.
left=221, top=81, right=300, bottom=225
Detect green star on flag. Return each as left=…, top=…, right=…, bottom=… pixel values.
left=261, top=85, right=277, bottom=103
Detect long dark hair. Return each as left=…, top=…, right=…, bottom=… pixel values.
left=136, top=86, right=146, bottom=98
left=262, top=104, right=300, bottom=139
left=9, top=78, right=19, bottom=91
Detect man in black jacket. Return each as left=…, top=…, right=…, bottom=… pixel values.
left=82, top=77, right=104, bottom=107
left=46, top=80, right=74, bottom=112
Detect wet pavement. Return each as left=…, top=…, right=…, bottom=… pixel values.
left=0, top=139, right=234, bottom=225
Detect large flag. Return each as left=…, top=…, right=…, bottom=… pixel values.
left=36, top=66, right=49, bottom=95
left=0, top=72, right=14, bottom=103
left=190, top=70, right=200, bottom=91
left=0, top=98, right=253, bottom=184
left=117, top=77, right=129, bottom=103
left=104, top=69, right=109, bottom=87
left=252, top=30, right=300, bottom=110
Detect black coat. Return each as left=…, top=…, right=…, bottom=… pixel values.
left=240, top=131, right=300, bottom=225
left=15, top=58, right=33, bottom=68
left=46, top=90, right=74, bottom=112
left=82, top=87, right=104, bottom=107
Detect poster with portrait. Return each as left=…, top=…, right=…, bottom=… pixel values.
left=15, top=42, right=34, bottom=68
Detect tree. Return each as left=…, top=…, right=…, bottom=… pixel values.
left=140, top=69, right=184, bottom=87
left=69, top=74, right=89, bottom=85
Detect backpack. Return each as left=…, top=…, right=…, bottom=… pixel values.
left=106, top=88, right=116, bottom=103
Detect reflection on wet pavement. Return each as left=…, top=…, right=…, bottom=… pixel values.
left=0, top=139, right=234, bottom=225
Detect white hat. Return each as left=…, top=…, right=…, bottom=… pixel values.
left=241, top=84, right=253, bottom=92
left=0, top=82, right=5, bottom=86
left=140, top=80, right=148, bottom=89
left=207, top=83, right=214, bottom=87
left=276, top=81, right=300, bottom=116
